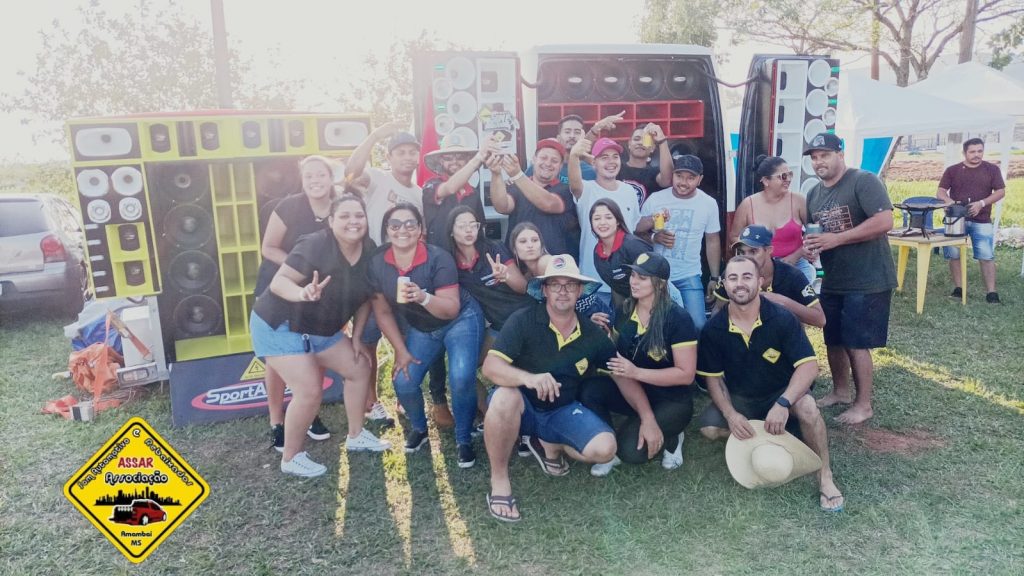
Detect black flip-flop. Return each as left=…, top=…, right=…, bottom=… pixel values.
left=820, top=492, right=845, bottom=513
left=527, top=436, right=569, bottom=477
left=487, top=494, right=521, bottom=523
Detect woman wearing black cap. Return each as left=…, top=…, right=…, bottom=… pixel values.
left=581, top=251, right=698, bottom=476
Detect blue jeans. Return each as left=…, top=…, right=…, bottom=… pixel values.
left=392, top=297, right=484, bottom=445
left=942, top=221, right=994, bottom=261
left=671, top=275, right=706, bottom=330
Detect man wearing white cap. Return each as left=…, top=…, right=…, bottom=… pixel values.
left=697, top=255, right=843, bottom=512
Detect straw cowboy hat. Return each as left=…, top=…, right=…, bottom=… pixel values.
left=725, top=420, right=822, bottom=489
left=526, top=254, right=601, bottom=301
left=423, top=145, right=477, bottom=175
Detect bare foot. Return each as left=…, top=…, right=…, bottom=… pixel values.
left=817, top=392, right=854, bottom=408
left=836, top=405, right=873, bottom=425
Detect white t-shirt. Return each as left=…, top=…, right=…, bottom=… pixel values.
left=640, top=188, right=720, bottom=280
left=364, top=167, right=423, bottom=245
left=575, top=180, right=641, bottom=293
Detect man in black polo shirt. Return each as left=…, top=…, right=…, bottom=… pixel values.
left=697, top=256, right=843, bottom=512
left=481, top=255, right=625, bottom=522
left=712, top=225, right=825, bottom=328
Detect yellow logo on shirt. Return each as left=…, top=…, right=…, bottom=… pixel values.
left=575, top=358, right=588, bottom=375
left=762, top=348, right=781, bottom=364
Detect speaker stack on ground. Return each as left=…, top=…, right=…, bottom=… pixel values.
left=67, top=113, right=371, bottom=363
left=413, top=51, right=525, bottom=240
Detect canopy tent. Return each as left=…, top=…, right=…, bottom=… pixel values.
left=908, top=61, right=1024, bottom=117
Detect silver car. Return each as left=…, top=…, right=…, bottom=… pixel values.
left=0, top=194, right=88, bottom=315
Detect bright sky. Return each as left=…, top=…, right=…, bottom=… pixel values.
left=0, top=0, right=767, bottom=163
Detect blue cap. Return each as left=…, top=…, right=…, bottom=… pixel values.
left=672, top=154, right=703, bottom=175
left=388, top=131, right=420, bottom=153
left=731, top=225, right=773, bottom=250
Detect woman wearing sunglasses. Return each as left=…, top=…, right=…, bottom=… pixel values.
left=581, top=251, right=698, bottom=477
left=729, top=155, right=815, bottom=281
left=366, top=203, right=485, bottom=468
left=250, top=195, right=414, bottom=478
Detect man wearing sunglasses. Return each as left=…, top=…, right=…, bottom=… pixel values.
left=422, top=137, right=502, bottom=247
left=481, top=255, right=625, bottom=522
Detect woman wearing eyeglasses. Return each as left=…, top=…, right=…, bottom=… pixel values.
left=250, top=195, right=415, bottom=477
left=581, top=251, right=698, bottom=477
left=366, top=203, right=485, bottom=468
left=729, top=155, right=815, bottom=282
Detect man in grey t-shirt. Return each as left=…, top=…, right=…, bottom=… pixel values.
left=803, top=133, right=896, bottom=425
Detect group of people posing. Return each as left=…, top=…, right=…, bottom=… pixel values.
left=249, top=111, right=914, bottom=523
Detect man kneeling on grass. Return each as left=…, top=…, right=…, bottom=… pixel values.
left=481, top=255, right=661, bottom=522
left=696, top=256, right=844, bottom=512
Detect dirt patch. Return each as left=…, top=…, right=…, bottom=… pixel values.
left=887, top=157, right=1024, bottom=181
left=840, top=427, right=948, bottom=456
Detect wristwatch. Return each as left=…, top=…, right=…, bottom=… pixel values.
left=775, top=396, right=792, bottom=408
left=709, top=276, right=721, bottom=283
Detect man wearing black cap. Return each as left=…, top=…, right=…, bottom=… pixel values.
left=713, top=225, right=825, bottom=328
left=802, top=132, right=896, bottom=425
left=635, top=154, right=722, bottom=331
left=345, top=121, right=425, bottom=245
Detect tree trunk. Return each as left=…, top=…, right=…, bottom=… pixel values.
left=959, top=0, right=979, bottom=63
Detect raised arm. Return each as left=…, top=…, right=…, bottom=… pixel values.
left=345, top=120, right=405, bottom=181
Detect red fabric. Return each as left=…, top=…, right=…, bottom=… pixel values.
left=596, top=229, right=626, bottom=260
left=384, top=241, right=429, bottom=275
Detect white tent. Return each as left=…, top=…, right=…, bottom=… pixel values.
left=836, top=70, right=1016, bottom=180
left=908, top=61, right=1024, bottom=117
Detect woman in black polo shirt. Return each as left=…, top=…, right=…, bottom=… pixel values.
left=367, top=203, right=486, bottom=468
left=255, top=155, right=336, bottom=452
left=250, top=195, right=414, bottom=478
left=581, top=251, right=698, bottom=476
left=589, top=198, right=654, bottom=311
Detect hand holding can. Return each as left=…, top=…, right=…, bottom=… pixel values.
left=396, top=276, right=411, bottom=303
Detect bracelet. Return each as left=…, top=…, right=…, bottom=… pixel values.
left=510, top=172, right=525, bottom=183
left=980, top=199, right=985, bottom=207
left=420, top=291, right=432, bottom=306
left=655, top=139, right=667, bottom=146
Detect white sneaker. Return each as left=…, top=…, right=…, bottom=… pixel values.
left=662, top=431, right=685, bottom=470
left=590, top=456, right=621, bottom=477
left=280, top=451, right=327, bottom=478
left=366, top=402, right=391, bottom=421
left=346, top=428, right=391, bottom=452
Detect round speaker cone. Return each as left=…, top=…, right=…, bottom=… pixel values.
left=432, top=77, right=454, bottom=101
left=446, top=57, right=476, bottom=90
left=805, top=89, right=828, bottom=116
left=632, top=65, right=664, bottom=99
left=825, top=77, right=840, bottom=98
left=562, top=64, right=594, bottom=100
left=118, top=197, right=143, bottom=221
left=443, top=127, right=478, bottom=150
left=804, top=119, right=827, bottom=143
left=168, top=251, right=217, bottom=293
left=807, top=59, right=831, bottom=88
left=823, top=107, right=837, bottom=126
left=86, top=200, right=112, bottom=224
left=77, top=169, right=110, bottom=198
left=801, top=177, right=821, bottom=196
left=594, top=64, right=628, bottom=100
left=434, top=113, right=456, bottom=136
left=111, top=166, right=143, bottom=196
left=447, top=91, right=478, bottom=125
left=255, top=159, right=301, bottom=199
left=666, top=64, right=699, bottom=99
left=153, top=164, right=209, bottom=204
left=163, top=204, right=213, bottom=249
left=173, top=294, right=222, bottom=337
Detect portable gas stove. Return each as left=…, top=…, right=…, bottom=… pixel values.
left=892, top=198, right=946, bottom=238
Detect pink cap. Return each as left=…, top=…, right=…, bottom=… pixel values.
left=592, top=137, right=623, bottom=158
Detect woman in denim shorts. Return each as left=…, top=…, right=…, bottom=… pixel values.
left=250, top=195, right=414, bottom=478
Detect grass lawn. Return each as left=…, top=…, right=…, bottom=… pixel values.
left=1, top=247, right=1022, bottom=575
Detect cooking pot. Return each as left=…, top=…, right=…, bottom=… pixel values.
left=943, top=204, right=968, bottom=237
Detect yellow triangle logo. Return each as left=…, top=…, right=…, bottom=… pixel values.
left=240, top=357, right=266, bottom=380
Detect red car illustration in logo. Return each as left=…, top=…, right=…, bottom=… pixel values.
left=109, top=499, right=167, bottom=526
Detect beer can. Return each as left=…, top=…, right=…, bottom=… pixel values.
left=396, top=276, right=411, bottom=303
left=642, top=132, right=655, bottom=148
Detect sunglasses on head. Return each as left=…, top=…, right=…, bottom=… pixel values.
left=387, top=218, right=420, bottom=232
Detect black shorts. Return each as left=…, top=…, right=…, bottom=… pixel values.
left=820, top=290, right=892, bottom=349
left=698, top=393, right=805, bottom=438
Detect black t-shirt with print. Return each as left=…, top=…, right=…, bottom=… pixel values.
left=254, top=193, right=329, bottom=294
left=367, top=242, right=459, bottom=333
left=456, top=240, right=533, bottom=331
left=422, top=177, right=486, bottom=247
left=252, top=229, right=375, bottom=337
left=593, top=232, right=654, bottom=300
left=504, top=181, right=579, bottom=260
left=614, top=302, right=697, bottom=401
left=714, top=258, right=818, bottom=308
left=696, top=296, right=816, bottom=404
left=618, top=163, right=662, bottom=206
left=490, top=303, right=616, bottom=411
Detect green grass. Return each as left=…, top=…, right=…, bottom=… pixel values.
left=1, top=247, right=1022, bottom=575
left=887, top=179, right=1024, bottom=229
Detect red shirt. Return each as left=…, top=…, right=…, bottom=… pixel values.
left=938, top=161, right=1005, bottom=223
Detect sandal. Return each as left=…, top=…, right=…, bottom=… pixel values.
left=487, top=494, right=521, bottom=523
left=527, top=436, right=569, bottom=477
left=820, top=492, right=845, bottom=513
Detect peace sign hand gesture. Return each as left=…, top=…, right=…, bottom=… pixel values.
left=299, top=270, right=332, bottom=302
left=486, top=253, right=509, bottom=283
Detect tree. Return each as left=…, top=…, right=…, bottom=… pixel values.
left=1, top=0, right=299, bottom=146
left=724, top=0, right=1024, bottom=85
left=637, top=0, right=721, bottom=47
left=989, top=14, right=1024, bottom=67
